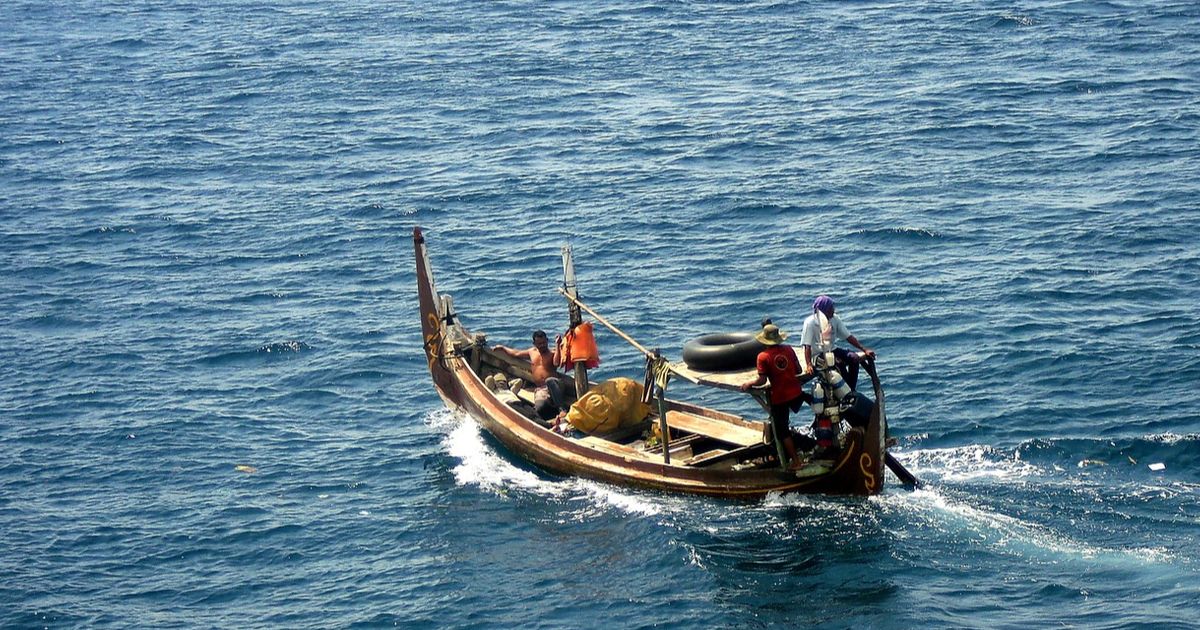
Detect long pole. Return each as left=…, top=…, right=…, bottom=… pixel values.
left=557, top=288, right=654, bottom=358
left=561, top=245, right=589, bottom=397
left=886, top=453, right=921, bottom=488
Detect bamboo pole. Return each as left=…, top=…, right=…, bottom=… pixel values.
left=557, top=288, right=655, bottom=358
left=561, top=246, right=589, bottom=397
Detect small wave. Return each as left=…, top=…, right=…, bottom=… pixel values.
left=574, top=480, right=662, bottom=517
left=198, top=341, right=311, bottom=366
left=441, top=415, right=564, bottom=495
left=1016, top=435, right=1200, bottom=478
left=106, top=37, right=150, bottom=50
left=993, top=14, right=1035, bottom=28
left=86, top=226, right=137, bottom=236
left=17, top=313, right=88, bottom=330
left=906, top=434, right=1200, bottom=486
left=219, top=92, right=267, bottom=105
left=224, top=292, right=286, bottom=305
left=850, top=227, right=944, bottom=242
left=346, top=202, right=390, bottom=218
left=290, top=388, right=342, bottom=402
left=257, top=341, right=310, bottom=354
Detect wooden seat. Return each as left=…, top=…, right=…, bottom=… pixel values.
left=665, top=410, right=762, bottom=447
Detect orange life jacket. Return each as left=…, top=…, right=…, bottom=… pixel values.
left=562, top=321, right=600, bottom=369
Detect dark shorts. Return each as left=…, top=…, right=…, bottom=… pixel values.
left=768, top=395, right=807, bottom=440
left=832, top=348, right=863, bottom=391
left=534, top=377, right=566, bottom=420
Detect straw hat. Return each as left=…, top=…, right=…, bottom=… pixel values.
left=755, top=324, right=788, bottom=346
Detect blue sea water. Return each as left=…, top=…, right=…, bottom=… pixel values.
left=2, top=0, right=1199, bottom=627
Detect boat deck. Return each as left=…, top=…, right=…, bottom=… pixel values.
left=464, top=339, right=788, bottom=469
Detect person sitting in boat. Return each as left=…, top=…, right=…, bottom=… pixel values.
left=739, top=324, right=813, bottom=471
left=493, top=330, right=567, bottom=421
left=800, top=295, right=875, bottom=390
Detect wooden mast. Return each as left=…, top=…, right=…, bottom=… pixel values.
left=561, top=244, right=589, bottom=397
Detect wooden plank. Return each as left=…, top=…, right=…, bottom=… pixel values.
left=684, top=448, right=728, bottom=466
left=670, top=362, right=814, bottom=392
left=668, top=398, right=750, bottom=425
left=512, top=387, right=536, bottom=405
left=577, top=436, right=654, bottom=461
left=645, top=432, right=704, bottom=454
left=494, top=388, right=523, bottom=406
left=479, top=353, right=537, bottom=384
left=666, top=410, right=763, bottom=447
left=669, top=363, right=756, bottom=390
left=685, top=442, right=771, bottom=467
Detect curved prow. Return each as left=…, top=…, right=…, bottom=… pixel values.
left=414, top=228, right=440, bottom=341
left=855, top=359, right=887, bottom=494
left=414, top=227, right=457, bottom=399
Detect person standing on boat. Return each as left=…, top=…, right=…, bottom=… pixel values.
left=739, top=324, right=811, bottom=471
left=800, top=295, right=875, bottom=390
left=493, top=330, right=567, bottom=421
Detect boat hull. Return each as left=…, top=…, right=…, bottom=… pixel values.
left=414, top=227, right=886, bottom=498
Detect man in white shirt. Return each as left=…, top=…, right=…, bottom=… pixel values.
left=800, top=295, right=875, bottom=390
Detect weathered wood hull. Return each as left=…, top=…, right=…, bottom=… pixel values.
left=415, top=227, right=886, bottom=498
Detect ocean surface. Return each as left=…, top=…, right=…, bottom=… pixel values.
left=3, top=1, right=1199, bottom=627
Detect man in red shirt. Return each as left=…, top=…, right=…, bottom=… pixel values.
left=739, top=324, right=812, bottom=470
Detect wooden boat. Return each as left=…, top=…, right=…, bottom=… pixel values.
left=415, top=227, right=909, bottom=498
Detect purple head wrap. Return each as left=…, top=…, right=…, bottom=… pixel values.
left=813, top=295, right=835, bottom=317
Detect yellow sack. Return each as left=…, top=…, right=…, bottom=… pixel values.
left=566, top=377, right=652, bottom=434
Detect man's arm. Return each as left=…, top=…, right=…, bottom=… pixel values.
left=845, top=335, right=875, bottom=358
left=739, top=373, right=767, bottom=392
left=800, top=317, right=818, bottom=373
left=552, top=334, right=564, bottom=367
left=493, top=344, right=529, bottom=360
left=740, top=352, right=770, bottom=392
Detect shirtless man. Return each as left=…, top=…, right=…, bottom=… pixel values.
left=494, top=330, right=567, bottom=421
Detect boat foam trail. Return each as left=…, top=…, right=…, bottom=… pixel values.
left=427, top=408, right=663, bottom=516
left=435, top=411, right=559, bottom=494
left=879, top=484, right=1177, bottom=566
left=903, top=444, right=1043, bottom=483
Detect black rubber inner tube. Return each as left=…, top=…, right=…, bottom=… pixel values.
left=681, top=332, right=766, bottom=372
